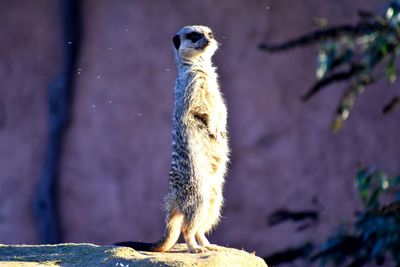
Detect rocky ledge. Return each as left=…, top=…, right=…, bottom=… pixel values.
left=0, top=243, right=268, bottom=267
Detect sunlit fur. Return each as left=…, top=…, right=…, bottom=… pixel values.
left=156, top=25, right=229, bottom=253
left=175, top=25, right=219, bottom=64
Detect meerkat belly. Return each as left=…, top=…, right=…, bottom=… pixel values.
left=186, top=115, right=228, bottom=182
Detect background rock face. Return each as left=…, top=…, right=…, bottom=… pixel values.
left=0, top=0, right=61, bottom=244
left=0, top=0, right=398, bottom=261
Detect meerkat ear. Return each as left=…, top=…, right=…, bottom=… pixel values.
left=172, top=34, right=180, bottom=50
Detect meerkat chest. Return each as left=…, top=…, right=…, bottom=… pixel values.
left=189, top=71, right=220, bottom=104
left=174, top=68, right=223, bottom=130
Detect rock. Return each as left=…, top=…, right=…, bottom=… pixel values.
left=0, top=243, right=268, bottom=267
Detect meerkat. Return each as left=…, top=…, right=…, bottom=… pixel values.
left=116, top=25, right=229, bottom=253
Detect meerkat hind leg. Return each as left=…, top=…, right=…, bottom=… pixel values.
left=196, top=191, right=224, bottom=251
left=195, top=232, right=210, bottom=246
left=182, top=207, right=210, bottom=253
left=152, top=207, right=184, bottom=252
left=183, top=228, right=208, bottom=253
left=195, top=232, right=223, bottom=251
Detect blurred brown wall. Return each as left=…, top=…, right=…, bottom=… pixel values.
left=1, top=0, right=398, bottom=259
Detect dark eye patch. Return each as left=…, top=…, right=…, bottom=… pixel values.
left=186, top=32, right=203, bottom=43
left=208, top=32, right=214, bottom=39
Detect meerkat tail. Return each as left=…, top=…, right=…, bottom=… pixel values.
left=115, top=209, right=183, bottom=252
left=152, top=210, right=184, bottom=252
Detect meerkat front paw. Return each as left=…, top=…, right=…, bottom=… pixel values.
left=208, top=123, right=219, bottom=140
left=204, top=244, right=226, bottom=251
left=189, top=245, right=208, bottom=253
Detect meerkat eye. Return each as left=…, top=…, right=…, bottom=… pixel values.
left=186, top=32, right=203, bottom=43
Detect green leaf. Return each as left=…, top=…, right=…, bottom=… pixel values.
left=371, top=238, right=386, bottom=258
left=366, top=187, right=383, bottom=208
left=386, top=2, right=400, bottom=27
left=316, top=44, right=336, bottom=79
left=387, top=52, right=397, bottom=83
left=376, top=171, right=390, bottom=190
left=357, top=168, right=373, bottom=203
left=390, top=176, right=400, bottom=186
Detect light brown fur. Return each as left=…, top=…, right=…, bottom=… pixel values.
left=117, top=25, right=229, bottom=254
left=160, top=25, right=229, bottom=253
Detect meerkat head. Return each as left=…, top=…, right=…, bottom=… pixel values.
left=172, top=25, right=218, bottom=62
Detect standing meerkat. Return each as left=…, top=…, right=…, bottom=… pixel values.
left=116, top=25, right=229, bottom=253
